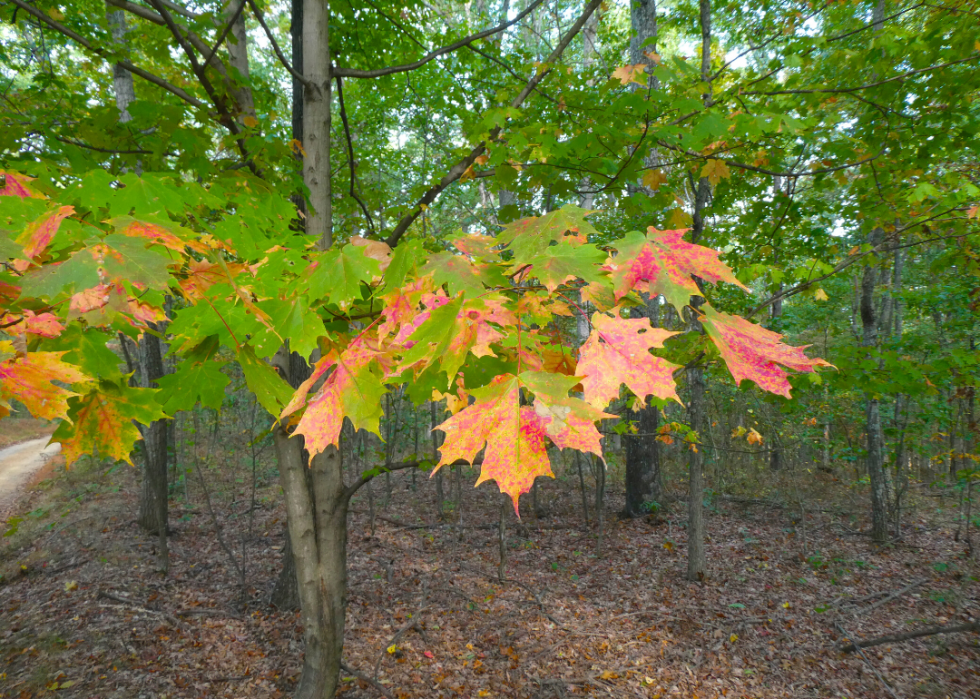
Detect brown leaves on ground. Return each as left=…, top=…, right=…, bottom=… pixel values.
left=1, top=457, right=978, bottom=699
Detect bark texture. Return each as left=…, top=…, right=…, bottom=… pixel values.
left=861, top=231, right=889, bottom=543
left=303, top=0, right=332, bottom=248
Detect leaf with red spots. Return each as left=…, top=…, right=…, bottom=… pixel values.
left=701, top=307, right=833, bottom=398
left=0, top=310, right=65, bottom=338
left=111, top=217, right=207, bottom=254
left=0, top=171, right=45, bottom=199
left=578, top=312, right=681, bottom=409
left=52, top=379, right=166, bottom=466
left=433, top=374, right=553, bottom=514
left=17, top=206, right=74, bottom=260
left=286, top=338, right=386, bottom=456
left=0, top=348, right=89, bottom=420
left=609, top=228, right=749, bottom=312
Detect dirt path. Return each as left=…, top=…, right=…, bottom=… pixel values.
left=0, top=437, right=60, bottom=518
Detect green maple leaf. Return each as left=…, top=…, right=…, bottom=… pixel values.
left=108, top=173, right=192, bottom=218
left=383, top=238, right=423, bottom=289
left=40, top=326, right=123, bottom=378
left=155, top=360, right=230, bottom=412
left=260, top=295, right=326, bottom=360
left=307, top=244, right=380, bottom=307
left=531, top=241, right=606, bottom=292
left=53, top=379, right=166, bottom=466
left=397, top=296, right=465, bottom=379
left=497, top=204, right=599, bottom=264
left=418, top=251, right=494, bottom=297
left=19, top=248, right=101, bottom=299
left=99, top=234, right=174, bottom=289
left=237, top=345, right=294, bottom=416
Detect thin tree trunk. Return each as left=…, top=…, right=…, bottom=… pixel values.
left=685, top=0, right=711, bottom=582
left=136, top=325, right=170, bottom=572
left=304, top=0, right=332, bottom=248
left=861, top=231, right=889, bottom=544
left=223, top=0, right=255, bottom=121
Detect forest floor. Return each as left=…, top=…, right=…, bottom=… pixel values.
left=0, top=449, right=977, bottom=699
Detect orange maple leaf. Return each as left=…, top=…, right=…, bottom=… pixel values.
left=578, top=313, right=681, bottom=410
left=0, top=350, right=88, bottom=421
left=433, top=375, right=553, bottom=515
left=17, top=206, right=74, bottom=260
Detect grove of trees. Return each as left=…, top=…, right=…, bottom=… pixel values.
left=0, top=0, right=978, bottom=696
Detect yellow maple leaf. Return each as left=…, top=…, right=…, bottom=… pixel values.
left=814, top=288, right=829, bottom=301
left=243, top=115, right=259, bottom=128
left=700, top=159, right=731, bottom=186
left=667, top=208, right=692, bottom=228
left=968, top=205, right=979, bottom=219
left=642, top=169, right=667, bottom=191
left=746, top=428, right=763, bottom=445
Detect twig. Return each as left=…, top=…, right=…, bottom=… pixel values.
left=839, top=620, right=979, bottom=653
left=856, top=577, right=928, bottom=617
left=835, top=622, right=901, bottom=699
left=341, top=662, right=395, bottom=699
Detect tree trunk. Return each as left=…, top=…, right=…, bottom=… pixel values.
left=623, top=299, right=663, bottom=516
left=106, top=5, right=135, bottom=123
left=276, top=430, right=347, bottom=699
left=861, top=231, right=889, bottom=544
left=304, top=0, right=332, bottom=248
left=223, top=0, right=255, bottom=121
left=136, top=325, right=170, bottom=576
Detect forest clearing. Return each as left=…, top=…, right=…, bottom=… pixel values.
left=0, top=0, right=978, bottom=696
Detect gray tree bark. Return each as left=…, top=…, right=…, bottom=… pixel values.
left=304, top=0, right=332, bottom=248
left=685, top=0, right=712, bottom=583
left=107, top=5, right=136, bottom=123
left=861, top=231, right=889, bottom=544
left=223, top=0, right=255, bottom=121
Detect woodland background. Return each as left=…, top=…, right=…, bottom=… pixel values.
left=0, top=0, right=979, bottom=697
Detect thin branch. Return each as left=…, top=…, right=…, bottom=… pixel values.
left=840, top=620, right=979, bottom=653
left=344, top=458, right=482, bottom=502
left=203, top=0, right=247, bottom=67
left=747, top=206, right=969, bottom=317
left=652, top=140, right=881, bottom=178
left=385, top=0, right=604, bottom=247
left=245, top=0, right=313, bottom=90
left=336, top=75, right=376, bottom=234
left=106, top=0, right=226, bottom=70
left=334, top=0, right=546, bottom=79
left=743, top=53, right=980, bottom=96
left=8, top=0, right=205, bottom=109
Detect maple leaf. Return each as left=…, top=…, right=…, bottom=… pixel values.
left=520, top=371, right=613, bottom=459
left=746, top=428, right=763, bottom=445
left=16, top=206, right=74, bottom=260
left=530, top=241, right=606, bottom=292
left=642, top=169, right=668, bottom=191
left=432, top=377, right=470, bottom=415
left=497, top=205, right=599, bottom=264
left=701, top=306, right=833, bottom=398
left=611, top=64, right=647, bottom=86
left=306, top=244, right=381, bottom=308
left=417, top=250, right=498, bottom=297
left=179, top=259, right=246, bottom=301
left=0, top=349, right=89, bottom=421
left=578, top=312, right=681, bottom=410
left=0, top=310, right=64, bottom=338
left=52, top=379, right=166, bottom=466
left=349, top=236, right=392, bottom=273
left=609, top=228, right=750, bottom=312
left=700, top=159, right=732, bottom=186
left=112, top=217, right=207, bottom=254
left=0, top=171, right=44, bottom=199
left=451, top=233, right=499, bottom=258
left=287, top=339, right=386, bottom=456
left=433, top=374, right=552, bottom=515
left=398, top=295, right=514, bottom=385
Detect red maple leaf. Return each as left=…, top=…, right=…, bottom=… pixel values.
left=0, top=171, right=44, bottom=199
left=609, top=227, right=749, bottom=311
left=701, top=307, right=833, bottom=398
left=577, top=312, right=681, bottom=409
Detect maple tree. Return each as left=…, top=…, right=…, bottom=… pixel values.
left=0, top=169, right=828, bottom=510
left=2, top=0, right=979, bottom=695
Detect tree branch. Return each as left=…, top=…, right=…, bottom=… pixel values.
left=336, top=75, right=376, bottom=234
left=334, top=0, right=546, bottom=79
left=245, top=0, right=313, bottom=90
left=840, top=620, right=978, bottom=653
left=747, top=206, right=969, bottom=317
left=203, top=0, right=247, bottom=67
left=344, top=458, right=482, bottom=502
left=743, top=53, right=980, bottom=96
left=105, top=0, right=227, bottom=70
left=8, top=0, right=206, bottom=109
left=385, top=0, right=604, bottom=247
